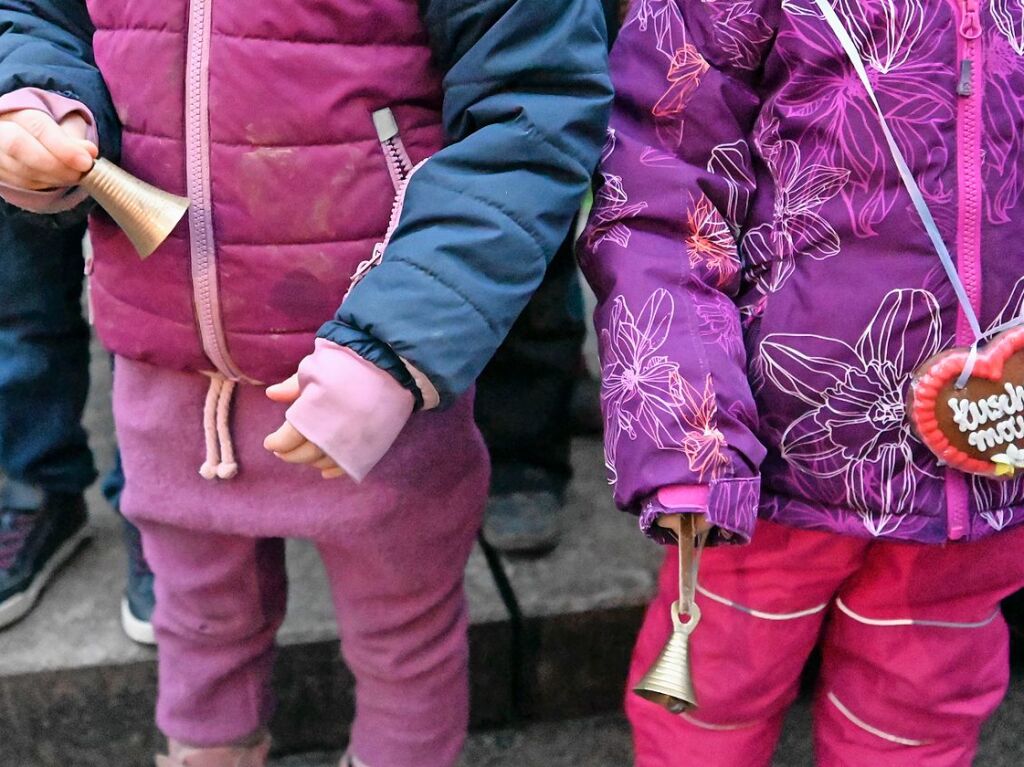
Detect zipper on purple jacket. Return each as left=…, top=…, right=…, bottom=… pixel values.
left=946, top=0, right=985, bottom=540
left=184, top=0, right=248, bottom=382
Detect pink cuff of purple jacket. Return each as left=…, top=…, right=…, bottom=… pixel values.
left=285, top=339, right=418, bottom=482
left=639, top=477, right=761, bottom=546
left=0, top=88, right=99, bottom=213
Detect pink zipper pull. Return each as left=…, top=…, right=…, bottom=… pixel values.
left=957, top=60, right=973, bottom=96
left=960, top=0, right=982, bottom=39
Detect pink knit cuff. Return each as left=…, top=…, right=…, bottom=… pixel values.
left=285, top=339, right=415, bottom=482
left=0, top=88, right=98, bottom=213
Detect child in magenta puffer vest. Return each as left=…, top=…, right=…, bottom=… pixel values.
left=0, top=1, right=612, bottom=765
left=580, top=0, right=1024, bottom=764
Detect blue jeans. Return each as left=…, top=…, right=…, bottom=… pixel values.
left=0, top=210, right=96, bottom=494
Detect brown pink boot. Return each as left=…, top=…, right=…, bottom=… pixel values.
left=155, top=733, right=271, bottom=767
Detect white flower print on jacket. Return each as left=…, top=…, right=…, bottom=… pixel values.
left=991, top=0, right=1024, bottom=55
left=760, top=288, right=944, bottom=536
left=762, top=278, right=1024, bottom=536
left=777, top=0, right=953, bottom=237
left=584, top=131, right=648, bottom=251
left=743, top=123, right=850, bottom=298
left=685, top=193, right=739, bottom=288
left=600, top=289, right=728, bottom=484
left=706, top=1, right=774, bottom=71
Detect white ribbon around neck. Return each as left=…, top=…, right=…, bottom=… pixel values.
left=813, top=0, right=1020, bottom=388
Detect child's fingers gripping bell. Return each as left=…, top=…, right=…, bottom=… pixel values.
left=0, top=108, right=96, bottom=189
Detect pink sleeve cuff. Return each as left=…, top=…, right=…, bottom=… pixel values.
left=640, top=478, right=760, bottom=545
left=285, top=338, right=415, bottom=482
left=0, top=88, right=99, bottom=213
left=657, top=485, right=710, bottom=509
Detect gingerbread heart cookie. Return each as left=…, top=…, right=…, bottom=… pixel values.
left=909, top=328, right=1024, bottom=478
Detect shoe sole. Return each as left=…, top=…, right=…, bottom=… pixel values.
left=120, top=596, right=156, bottom=646
left=480, top=529, right=561, bottom=556
left=0, top=526, right=91, bottom=630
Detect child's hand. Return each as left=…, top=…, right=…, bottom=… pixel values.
left=264, top=374, right=346, bottom=479
left=0, top=109, right=97, bottom=190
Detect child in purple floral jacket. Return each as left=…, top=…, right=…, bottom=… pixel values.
left=580, top=0, right=1024, bottom=763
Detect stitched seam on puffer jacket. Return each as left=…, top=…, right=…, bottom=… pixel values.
left=121, top=126, right=440, bottom=148
left=381, top=259, right=501, bottom=337
left=95, top=26, right=428, bottom=48
left=219, top=235, right=378, bottom=247
left=409, top=174, right=546, bottom=255
left=445, top=79, right=602, bottom=168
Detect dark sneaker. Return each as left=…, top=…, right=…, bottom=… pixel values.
left=120, top=518, right=155, bottom=645
left=483, top=488, right=562, bottom=555
left=0, top=481, right=90, bottom=630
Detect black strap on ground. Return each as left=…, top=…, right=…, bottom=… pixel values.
left=477, top=531, right=526, bottom=721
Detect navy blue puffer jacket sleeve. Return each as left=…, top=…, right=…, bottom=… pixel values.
left=318, top=0, right=613, bottom=407
left=0, top=1, right=120, bottom=161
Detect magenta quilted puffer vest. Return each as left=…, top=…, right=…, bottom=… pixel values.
left=86, top=0, right=444, bottom=383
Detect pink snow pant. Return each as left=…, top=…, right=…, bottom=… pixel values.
left=137, top=502, right=482, bottom=767
left=627, top=519, right=1024, bottom=767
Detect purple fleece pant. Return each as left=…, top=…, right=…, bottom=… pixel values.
left=112, top=356, right=490, bottom=766
left=140, top=513, right=480, bottom=767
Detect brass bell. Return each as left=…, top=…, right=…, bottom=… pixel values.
left=633, top=514, right=706, bottom=714
left=79, top=158, right=189, bottom=259
left=633, top=600, right=701, bottom=713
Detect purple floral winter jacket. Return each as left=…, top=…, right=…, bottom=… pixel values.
left=579, top=0, right=1024, bottom=545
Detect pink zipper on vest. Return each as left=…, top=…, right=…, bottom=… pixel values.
left=185, top=0, right=248, bottom=382
left=945, top=0, right=984, bottom=540
left=346, top=108, right=427, bottom=297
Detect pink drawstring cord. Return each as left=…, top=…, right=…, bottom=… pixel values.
left=215, top=379, right=238, bottom=478
left=199, top=372, right=239, bottom=480
left=199, top=374, right=222, bottom=479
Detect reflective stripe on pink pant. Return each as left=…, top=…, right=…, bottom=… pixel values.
left=139, top=496, right=482, bottom=767
left=627, top=520, right=1024, bottom=767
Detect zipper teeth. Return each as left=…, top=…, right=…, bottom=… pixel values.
left=185, top=0, right=243, bottom=381
left=382, top=137, right=412, bottom=231
left=384, top=138, right=412, bottom=181
left=957, top=32, right=984, bottom=340
left=948, top=2, right=985, bottom=540
left=345, top=157, right=427, bottom=299
left=381, top=159, right=426, bottom=250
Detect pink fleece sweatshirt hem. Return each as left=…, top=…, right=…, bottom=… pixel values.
left=286, top=339, right=418, bottom=482
left=0, top=88, right=99, bottom=213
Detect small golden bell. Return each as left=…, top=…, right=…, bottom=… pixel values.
left=633, top=601, right=700, bottom=713
left=633, top=513, right=706, bottom=714
left=79, top=158, right=189, bottom=259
